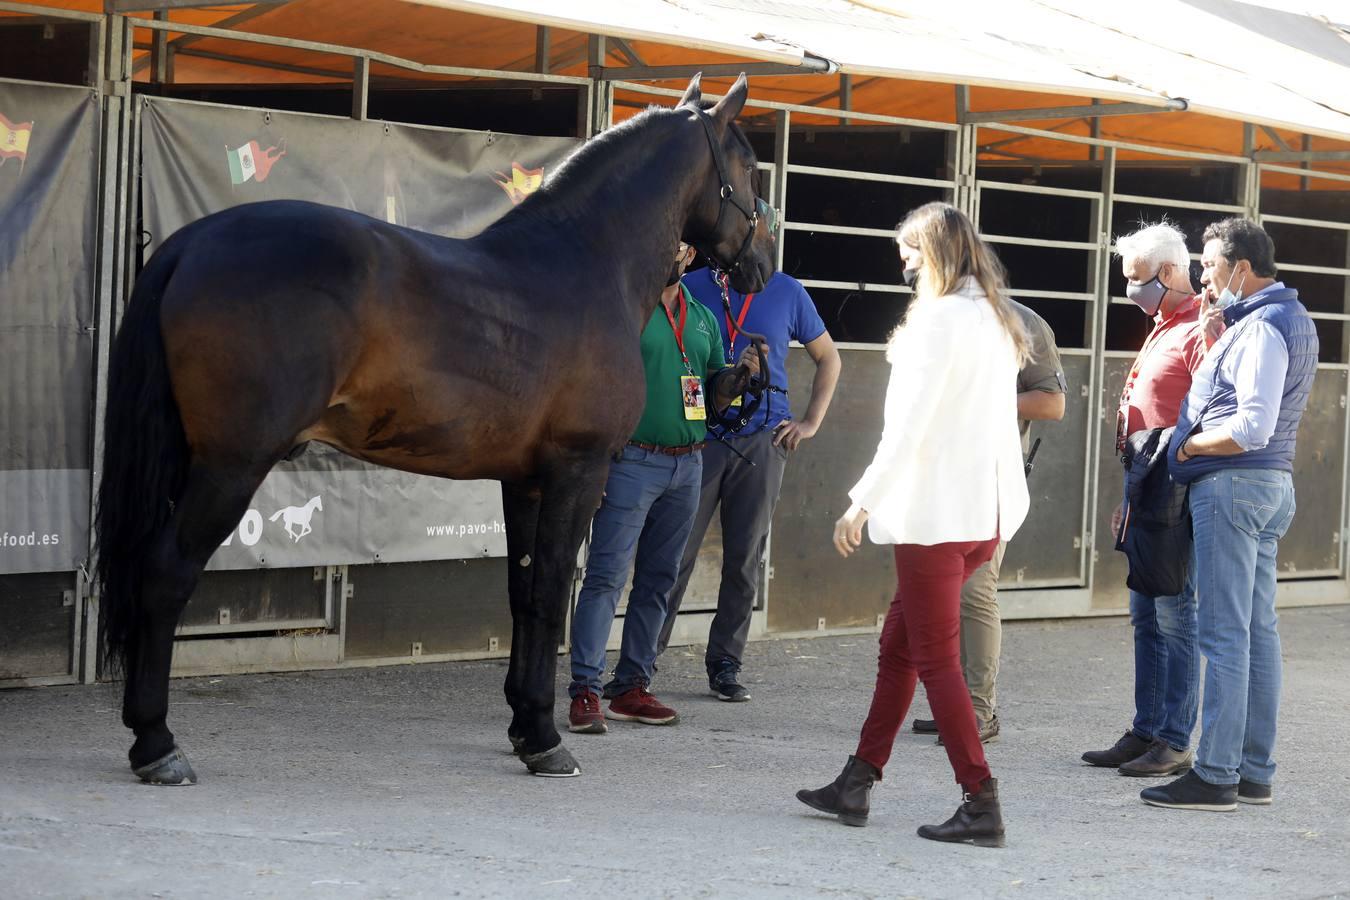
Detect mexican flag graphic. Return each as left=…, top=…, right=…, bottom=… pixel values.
left=226, top=138, right=286, bottom=185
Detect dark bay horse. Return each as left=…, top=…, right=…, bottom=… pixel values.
left=94, top=74, right=775, bottom=783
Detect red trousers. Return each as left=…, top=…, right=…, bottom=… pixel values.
left=855, top=538, right=999, bottom=793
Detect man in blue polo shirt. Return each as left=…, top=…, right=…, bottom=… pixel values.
left=656, top=266, right=841, bottom=702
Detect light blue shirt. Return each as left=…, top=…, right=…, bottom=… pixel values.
left=1210, top=282, right=1289, bottom=451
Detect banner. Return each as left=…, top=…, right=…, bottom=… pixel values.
left=0, top=80, right=99, bottom=575
left=138, top=97, right=580, bottom=569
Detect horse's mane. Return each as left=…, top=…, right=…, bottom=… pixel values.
left=484, top=102, right=757, bottom=234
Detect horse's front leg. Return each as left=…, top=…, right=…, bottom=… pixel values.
left=501, top=479, right=541, bottom=757
left=502, top=455, right=608, bottom=777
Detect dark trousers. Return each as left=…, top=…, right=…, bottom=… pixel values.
left=655, top=430, right=789, bottom=669
left=856, top=539, right=999, bottom=793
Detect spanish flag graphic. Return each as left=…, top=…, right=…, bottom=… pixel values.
left=492, top=162, right=544, bottom=205
left=0, top=111, right=33, bottom=170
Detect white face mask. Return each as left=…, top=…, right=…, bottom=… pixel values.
left=1215, top=266, right=1247, bottom=309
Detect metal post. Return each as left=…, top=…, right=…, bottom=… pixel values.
left=839, top=73, right=850, bottom=127
left=772, top=109, right=790, bottom=272
left=86, top=11, right=133, bottom=682
left=1300, top=134, right=1311, bottom=192
left=1083, top=145, right=1116, bottom=595
left=351, top=55, right=368, bottom=120
left=150, top=8, right=169, bottom=84
left=531, top=25, right=549, bottom=102
left=1088, top=98, right=1099, bottom=161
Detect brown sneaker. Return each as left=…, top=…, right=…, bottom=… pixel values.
left=606, top=687, right=678, bottom=725
left=568, top=689, right=607, bottom=734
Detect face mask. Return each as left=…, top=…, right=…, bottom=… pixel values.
left=1215, top=267, right=1248, bottom=309
left=667, top=246, right=690, bottom=287
left=1125, top=273, right=1168, bottom=316
left=666, top=261, right=685, bottom=287
left=901, top=266, right=920, bottom=287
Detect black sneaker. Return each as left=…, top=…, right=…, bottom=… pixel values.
left=708, top=660, right=751, bottom=702
left=1238, top=778, right=1273, bottom=805
left=1140, top=770, right=1238, bottom=811
left=1082, top=730, right=1152, bottom=768
left=912, top=718, right=938, bottom=734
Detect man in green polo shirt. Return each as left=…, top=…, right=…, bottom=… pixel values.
left=569, top=242, right=760, bottom=732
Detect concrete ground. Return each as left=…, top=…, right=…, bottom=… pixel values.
left=1, top=605, right=1348, bottom=899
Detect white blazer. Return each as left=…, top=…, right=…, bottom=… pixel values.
left=849, top=278, right=1030, bottom=546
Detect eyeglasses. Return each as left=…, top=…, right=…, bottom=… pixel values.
left=756, top=197, right=780, bottom=236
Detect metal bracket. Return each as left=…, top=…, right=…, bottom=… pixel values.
left=594, top=55, right=838, bottom=81
left=960, top=99, right=1187, bottom=125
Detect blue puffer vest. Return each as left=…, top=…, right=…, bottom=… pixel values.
left=1168, top=287, right=1318, bottom=484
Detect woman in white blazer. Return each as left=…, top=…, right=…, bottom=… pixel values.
left=797, top=202, right=1029, bottom=848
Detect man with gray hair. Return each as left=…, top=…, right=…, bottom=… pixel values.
left=1081, top=221, right=1205, bottom=777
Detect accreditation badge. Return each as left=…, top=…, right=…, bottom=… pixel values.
left=680, top=375, right=706, bottom=420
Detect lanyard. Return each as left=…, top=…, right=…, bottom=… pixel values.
left=723, top=291, right=757, bottom=364
left=661, top=290, right=695, bottom=376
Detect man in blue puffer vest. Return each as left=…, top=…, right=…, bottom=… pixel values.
left=1141, top=218, right=1318, bottom=812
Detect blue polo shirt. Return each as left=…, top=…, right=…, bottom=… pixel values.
left=682, top=267, right=828, bottom=437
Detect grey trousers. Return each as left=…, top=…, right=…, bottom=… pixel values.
left=656, top=429, right=788, bottom=669
left=958, top=541, right=1008, bottom=723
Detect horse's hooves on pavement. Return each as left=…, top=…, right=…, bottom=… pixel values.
left=522, top=744, right=581, bottom=778
left=133, top=746, right=198, bottom=786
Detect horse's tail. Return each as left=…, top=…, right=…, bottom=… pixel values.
left=95, top=240, right=190, bottom=678
left=268, top=509, right=285, bottom=522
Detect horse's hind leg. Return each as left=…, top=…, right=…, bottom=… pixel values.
left=503, top=453, right=608, bottom=777
left=123, top=461, right=268, bottom=784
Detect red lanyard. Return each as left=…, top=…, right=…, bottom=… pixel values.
left=723, top=292, right=756, bottom=363
left=661, top=291, right=694, bottom=375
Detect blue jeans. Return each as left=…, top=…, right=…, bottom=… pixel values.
left=1190, top=468, right=1296, bottom=787
left=569, top=445, right=702, bottom=698
left=1129, top=570, right=1199, bottom=751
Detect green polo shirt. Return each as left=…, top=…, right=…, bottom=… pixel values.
left=632, top=284, right=727, bottom=446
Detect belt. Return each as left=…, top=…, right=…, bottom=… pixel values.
left=626, top=440, right=705, bottom=457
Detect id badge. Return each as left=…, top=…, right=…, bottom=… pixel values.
left=680, top=375, right=706, bottom=420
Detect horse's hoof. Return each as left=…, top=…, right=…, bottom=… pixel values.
left=508, top=733, right=526, bottom=757
left=521, top=744, right=581, bottom=778
left=133, top=746, right=197, bottom=785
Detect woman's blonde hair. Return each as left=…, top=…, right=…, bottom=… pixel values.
left=893, top=201, right=1029, bottom=365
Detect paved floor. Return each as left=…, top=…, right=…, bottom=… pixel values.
left=1, top=604, right=1348, bottom=899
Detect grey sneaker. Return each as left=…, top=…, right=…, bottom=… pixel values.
left=1140, top=770, right=1238, bottom=811
left=1238, top=778, right=1273, bottom=805
left=1118, top=739, right=1194, bottom=777
left=708, top=660, right=751, bottom=702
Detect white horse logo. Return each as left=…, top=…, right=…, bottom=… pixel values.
left=269, top=495, right=323, bottom=542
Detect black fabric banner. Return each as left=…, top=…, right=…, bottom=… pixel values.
left=0, top=79, right=99, bottom=575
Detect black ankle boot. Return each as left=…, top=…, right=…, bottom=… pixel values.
left=796, top=755, right=880, bottom=827
left=917, top=777, right=1006, bottom=847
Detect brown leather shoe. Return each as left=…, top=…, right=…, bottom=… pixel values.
left=1082, top=730, right=1151, bottom=767
left=1118, top=739, right=1194, bottom=777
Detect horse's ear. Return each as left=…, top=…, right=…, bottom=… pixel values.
left=708, top=73, right=748, bottom=127
left=678, top=73, right=703, bottom=109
